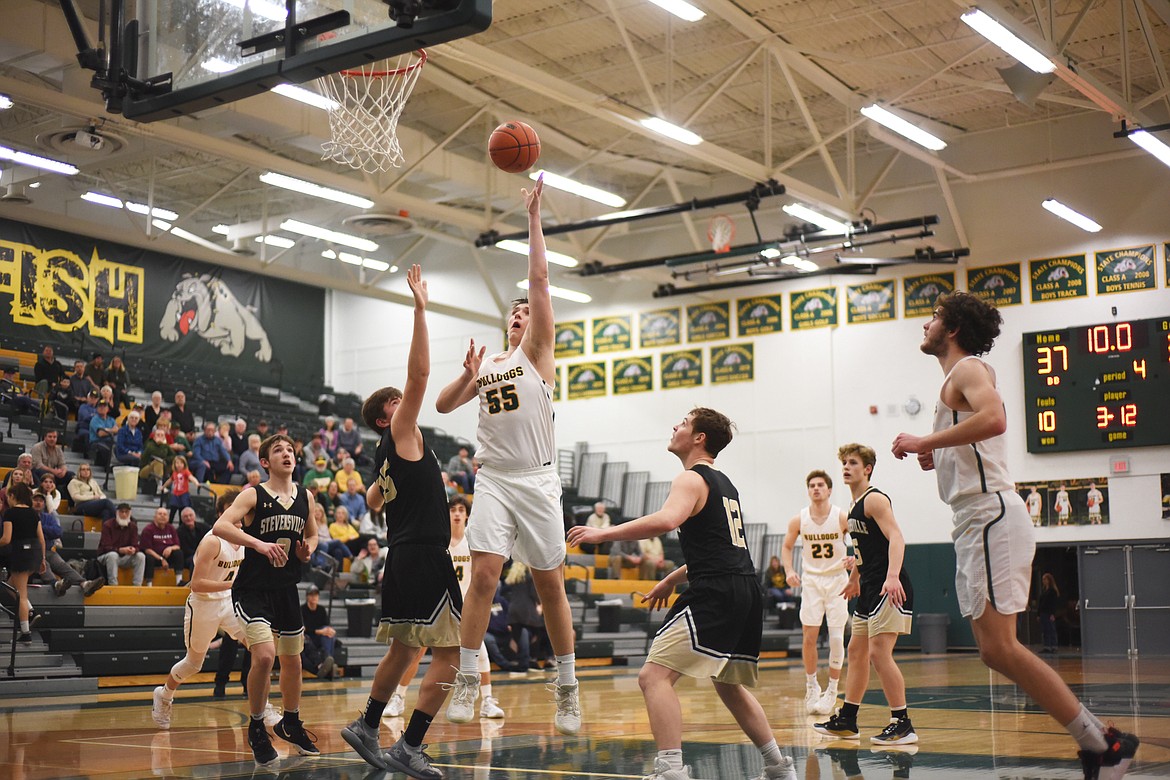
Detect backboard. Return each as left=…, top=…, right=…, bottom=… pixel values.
left=122, top=0, right=491, bottom=121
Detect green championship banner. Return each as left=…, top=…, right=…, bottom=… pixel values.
left=967, top=263, right=1022, bottom=307
left=846, top=280, right=896, bottom=324
left=553, top=364, right=564, bottom=401
left=687, top=301, right=731, bottom=342
left=1095, top=245, right=1156, bottom=295
left=1030, top=254, right=1087, bottom=302
left=660, top=349, right=703, bottom=389
left=903, top=272, right=955, bottom=317
left=554, top=321, right=586, bottom=359
left=640, top=307, right=681, bottom=347
left=790, top=287, right=838, bottom=330
left=612, top=355, right=654, bottom=395
left=711, top=343, right=754, bottom=384
left=737, top=294, right=783, bottom=336
left=566, top=361, right=607, bottom=400
left=591, top=314, right=632, bottom=353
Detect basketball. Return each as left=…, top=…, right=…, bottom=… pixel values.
left=489, top=121, right=541, bottom=174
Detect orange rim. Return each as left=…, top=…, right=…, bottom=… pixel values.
left=338, top=49, right=427, bottom=78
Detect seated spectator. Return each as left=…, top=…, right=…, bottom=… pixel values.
left=229, top=419, right=249, bottom=462
left=97, top=503, right=145, bottom=586
left=505, top=562, right=552, bottom=669
left=350, top=536, right=387, bottom=585
left=482, top=582, right=525, bottom=673
left=254, top=419, right=270, bottom=441
left=33, top=344, right=67, bottom=398
left=168, top=390, right=196, bottom=438
left=445, top=446, right=475, bottom=494
left=105, top=355, right=130, bottom=410
left=3, top=454, right=33, bottom=490
left=318, top=480, right=341, bottom=520
left=177, top=506, right=210, bottom=576
left=291, top=438, right=307, bottom=483
left=577, top=501, right=611, bottom=554
left=337, top=417, right=367, bottom=466
left=318, top=416, right=340, bottom=457
left=0, top=366, right=41, bottom=414
left=68, top=463, right=117, bottom=521
left=304, top=433, right=329, bottom=470
left=357, top=505, right=386, bottom=545
left=32, top=491, right=105, bottom=598
left=243, top=469, right=262, bottom=490
left=47, top=376, right=73, bottom=419
left=238, top=434, right=267, bottom=481
left=192, top=422, right=234, bottom=483
left=99, top=384, right=116, bottom=415
left=74, top=390, right=99, bottom=453
left=140, top=427, right=176, bottom=488
left=163, top=456, right=198, bottom=523
left=83, top=352, right=107, bottom=390
left=334, top=457, right=364, bottom=495
left=637, top=534, right=675, bottom=580
left=143, top=390, right=166, bottom=431
left=329, top=504, right=361, bottom=555
left=88, top=400, right=119, bottom=466
left=169, top=420, right=192, bottom=457
left=35, top=473, right=62, bottom=515
left=761, top=555, right=795, bottom=607
left=441, top=471, right=458, bottom=500
left=311, top=503, right=352, bottom=569
left=31, top=429, right=74, bottom=492
left=141, top=507, right=184, bottom=585
left=0, top=467, right=30, bottom=514
left=114, top=410, right=144, bottom=466
left=608, top=538, right=643, bottom=579
left=68, top=360, right=96, bottom=408
left=303, top=456, right=333, bottom=492
left=339, top=477, right=367, bottom=522
left=300, top=584, right=336, bottom=678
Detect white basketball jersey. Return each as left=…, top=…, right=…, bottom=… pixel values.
left=1026, top=492, right=1042, bottom=516
left=475, top=347, right=556, bottom=470
left=197, top=536, right=245, bottom=601
left=449, top=534, right=472, bottom=599
left=932, top=356, right=1014, bottom=505
left=1087, top=489, right=1103, bottom=512
left=799, top=506, right=848, bottom=576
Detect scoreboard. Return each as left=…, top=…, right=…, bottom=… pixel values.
left=1022, top=316, right=1170, bottom=453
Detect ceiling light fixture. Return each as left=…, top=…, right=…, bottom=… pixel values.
left=960, top=8, right=1056, bottom=74
left=0, top=95, right=13, bottom=110
left=156, top=220, right=234, bottom=254
left=282, top=219, right=378, bottom=251
left=271, top=84, right=337, bottom=111
left=211, top=224, right=231, bottom=235
left=860, top=104, right=947, bottom=151
left=1041, top=198, right=1101, bottom=232
left=82, top=191, right=178, bottom=220
left=782, top=203, right=852, bottom=234
left=646, top=0, right=705, bottom=22
left=528, top=170, right=625, bottom=208
left=260, top=171, right=374, bottom=208
left=321, top=249, right=392, bottom=271
left=202, top=58, right=239, bottom=74
left=495, top=239, right=579, bottom=268
left=0, top=145, right=79, bottom=175
left=516, top=279, right=592, bottom=304
left=1128, top=129, right=1170, bottom=169
left=640, top=117, right=703, bottom=146
left=759, top=247, right=782, bottom=259
left=255, top=235, right=296, bottom=248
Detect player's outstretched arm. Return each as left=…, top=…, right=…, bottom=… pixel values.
left=392, top=264, right=430, bottom=461
left=520, top=175, right=555, bottom=373
left=568, top=471, right=704, bottom=547
left=781, top=515, right=802, bottom=587
left=189, top=533, right=231, bottom=594
left=436, top=339, right=484, bottom=413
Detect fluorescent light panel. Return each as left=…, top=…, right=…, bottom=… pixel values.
left=0, top=145, right=78, bottom=175
left=516, top=279, right=591, bottom=304
left=202, top=58, right=239, bottom=74
left=1129, top=130, right=1170, bottom=169
left=640, top=117, right=702, bottom=146
left=782, top=203, right=852, bottom=234
left=82, top=191, right=178, bottom=220
left=271, top=84, right=337, bottom=111
left=211, top=224, right=231, bottom=235
left=259, top=171, right=373, bottom=208
left=0, top=95, right=13, bottom=110
left=860, top=104, right=947, bottom=151
left=528, top=170, right=625, bottom=208
left=1041, top=198, right=1101, bottom=232
left=255, top=235, right=296, bottom=248
left=320, top=249, right=392, bottom=272
left=496, top=239, right=579, bottom=268
left=960, top=8, right=1056, bottom=74
left=281, top=219, right=378, bottom=251
left=646, top=0, right=705, bottom=22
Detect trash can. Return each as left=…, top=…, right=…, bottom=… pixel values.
left=113, top=466, right=139, bottom=501
left=918, top=613, right=949, bottom=654
left=345, top=598, right=377, bottom=639
left=597, top=601, right=622, bottom=633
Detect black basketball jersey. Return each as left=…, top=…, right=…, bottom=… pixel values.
left=233, top=483, right=308, bottom=591
left=677, top=464, right=756, bottom=579
left=373, top=426, right=449, bottom=548
left=847, top=486, right=911, bottom=591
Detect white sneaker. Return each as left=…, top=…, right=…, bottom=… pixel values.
left=805, top=682, right=823, bottom=714
left=549, top=681, right=581, bottom=735
left=262, top=702, right=282, bottom=729
left=386, top=692, right=405, bottom=717
left=757, top=756, right=797, bottom=780
left=151, top=686, right=172, bottom=729
left=479, top=695, right=505, bottom=719
left=444, top=671, right=480, bottom=724
left=642, top=757, right=692, bottom=780
left=814, top=687, right=838, bottom=716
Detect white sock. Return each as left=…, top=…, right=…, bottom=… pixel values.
left=759, top=739, right=783, bottom=768
left=656, top=749, right=684, bottom=770
left=394, top=684, right=408, bottom=698
left=161, top=686, right=176, bottom=702
left=806, top=673, right=818, bottom=687
left=826, top=678, right=839, bottom=693
left=1065, top=704, right=1108, bottom=753
left=459, top=647, right=480, bottom=676
left=20, top=620, right=29, bottom=632
left=481, top=683, right=492, bottom=699
left=555, top=653, right=576, bottom=686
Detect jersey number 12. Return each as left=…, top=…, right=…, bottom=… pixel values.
left=723, top=497, right=747, bottom=549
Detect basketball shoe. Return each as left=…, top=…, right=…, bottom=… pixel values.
left=805, top=680, right=823, bottom=714
left=387, top=692, right=406, bottom=717
left=261, top=702, right=282, bottom=729
left=383, top=738, right=443, bottom=780
left=814, top=685, right=839, bottom=716
left=444, top=671, right=479, bottom=723
left=549, top=681, right=581, bottom=735
left=480, top=695, right=505, bottom=719
left=273, top=712, right=320, bottom=756
left=870, top=717, right=918, bottom=746
left=642, top=757, right=693, bottom=780
left=247, top=718, right=278, bottom=766
left=813, top=712, right=860, bottom=739
left=341, top=717, right=386, bottom=771
left=151, top=686, right=172, bottom=729
left=1080, top=727, right=1139, bottom=780
left=756, top=755, right=798, bottom=780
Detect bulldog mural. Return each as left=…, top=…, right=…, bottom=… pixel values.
left=159, top=275, right=273, bottom=361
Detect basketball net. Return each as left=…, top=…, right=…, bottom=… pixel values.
left=318, top=50, right=427, bottom=173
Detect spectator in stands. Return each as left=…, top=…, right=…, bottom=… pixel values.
left=350, top=536, right=387, bottom=585
left=254, top=419, right=270, bottom=441
left=291, top=439, right=307, bottom=483
left=608, top=538, right=643, bottom=579
left=177, top=506, right=210, bottom=572
left=238, top=434, right=267, bottom=481
left=761, top=555, right=795, bottom=607
left=505, top=562, right=553, bottom=670
left=89, top=400, right=118, bottom=465
left=45, top=376, right=73, bottom=419
left=84, top=352, right=107, bottom=389
left=68, top=463, right=117, bottom=521
left=304, top=456, right=333, bottom=492
left=577, top=501, right=611, bottom=554
left=439, top=471, right=458, bottom=500
left=170, top=420, right=193, bottom=459
left=98, top=503, right=145, bottom=586
left=318, top=416, right=340, bottom=456
left=33, top=344, right=67, bottom=397
left=637, top=534, right=675, bottom=580
left=72, top=390, right=99, bottom=453
left=105, top=356, right=129, bottom=410
left=169, top=390, right=195, bottom=437
left=141, top=506, right=185, bottom=585
left=319, top=480, right=342, bottom=520
left=329, top=504, right=361, bottom=555
left=114, top=410, right=145, bottom=466
left=3, top=454, right=34, bottom=490
left=312, top=502, right=352, bottom=569
left=98, top=383, right=116, bottom=412
left=334, top=457, right=364, bottom=493
left=229, top=419, right=249, bottom=462
left=1, top=365, right=40, bottom=414
left=143, top=391, right=165, bottom=431
left=357, top=504, right=386, bottom=545
left=36, top=473, right=62, bottom=515
left=31, top=491, right=105, bottom=598
left=0, top=481, right=44, bottom=644
left=445, top=446, right=475, bottom=495
left=300, top=585, right=337, bottom=679
left=0, top=467, right=28, bottom=515
left=304, top=433, right=329, bottom=470
left=483, top=583, right=525, bottom=673
left=31, top=429, right=74, bottom=491
left=192, top=422, right=234, bottom=483
left=69, top=361, right=95, bottom=408
left=243, top=469, right=263, bottom=490
left=140, top=427, right=176, bottom=490
left=215, top=420, right=232, bottom=455
left=337, top=417, right=366, bottom=466
left=339, top=477, right=367, bottom=522
left=163, top=456, right=197, bottom=523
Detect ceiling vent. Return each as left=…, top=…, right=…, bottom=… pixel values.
left=342, top=212, right=415, bottom=237
left=0, top=184, right=32, bottom=204
left=37, top=125, right=128, bottom=159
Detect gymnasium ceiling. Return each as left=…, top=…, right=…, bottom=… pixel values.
left=1, top=0, right=1168, bottom=323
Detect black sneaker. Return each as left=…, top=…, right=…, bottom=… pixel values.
left=213, top=682, right=227, bottom=699
left=820, top=743, right=862, bottom=777
left=871, top=717, right=918, bottom=745
left=248, top=720, right=278, bottom=766
left=17, top=632, right=32, bottom=645
left=813, top=712, right=860, bottom=739
left=274, top=713, right=320, bottom=756
left=1080, top=727, right=1139, bottom=780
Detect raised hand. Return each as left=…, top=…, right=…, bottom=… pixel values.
left=463, top=339, right=486, bottom=377
left=406, top=263, right=427, bottom=310
left=521, top=173, right=544, bottom=216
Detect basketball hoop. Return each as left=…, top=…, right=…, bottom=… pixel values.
left=708, top=214, right=735, bottom=253
left=318, top=49, right=427, bottom=173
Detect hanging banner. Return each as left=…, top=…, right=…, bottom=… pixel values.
left=1094, top=245, right=1156, bottom=295
left=1165, top=243, right=1169, bottom=288
left=553, top=364, right=564, bottom=401
left=640, top=307, right=681, bottom=347
left=903, top=272, right=955, bottom=317
left=967, top=263, right=1023, bottom=307
left=0, top=217, right=323, bottom=384
left=591, top=314, right=632, bottom=353
left=554, top=321, right=586, bottom=359
left=737, top=294, right=783, bottom=336
left=612, top=355, right=654, bottom=395
left=687, top=301, right=731, bottom=342
left=566, top=361, right=607, bottom=400
left=711, top=343, right=754, bottom=384
left=1029, top=254, right=1087, bottom=302
left=846, top=280, right=896, bottom=324
left=660, top=348, right=703, bottom=389
left=790, top=287, right=838, bottom=330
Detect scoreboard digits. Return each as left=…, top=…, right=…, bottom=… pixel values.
left=1022, top=316, right=1170, bottom=453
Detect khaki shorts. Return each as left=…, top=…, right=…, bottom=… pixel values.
left=375, top=600, right=461, bottom=649
left=851, top=595, right=912, bottom=637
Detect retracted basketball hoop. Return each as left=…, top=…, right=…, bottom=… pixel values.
left=319, top=49, right=427, bottom=173
left=708, top=214, right=735, bottom=253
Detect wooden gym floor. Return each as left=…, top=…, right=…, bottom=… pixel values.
left=2, top=652, right=1168, bottom=779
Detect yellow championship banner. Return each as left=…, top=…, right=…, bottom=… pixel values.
left=660, top=349, right=703, bottom=389
left=591, top=314, right=632, bottom=353
left=967, top=263, right=1022, bottom=307
left=1094, top=245, right=1156, bottom=295
left=1029, top=254, right=1087, bottom=302
left=845, top=280, right=896, bottom=324
left=711, top=343, right=753, bottom=384
left=566, top=361, right=607, bottom=400
left=790, top=287, right=837, bottom=330
left=736, top=294, right=783, bottom=335
left=687, top=301, right=731, bottom=342
left=903, top=272, right=954, bottom=317
left=612, top=355, right=654, bottom=395
left=554, top=320, right=586, bottom=358
left=640, top=307, right=681, bottom=347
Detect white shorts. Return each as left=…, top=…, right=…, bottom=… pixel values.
left=185, top=594, right=244, bottom=656
left=799, top=571, right=851, bottom=628
left=951, top=491, right=1035, bottom=620
left=468, top=465, right=565, bottom=571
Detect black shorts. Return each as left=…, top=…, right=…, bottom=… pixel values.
left=380, top=543, right=463, bottom=623
left=8, top=540, right=42, bottom=574
left=233, top=587, right=304, bottom=653
left=855, top=570, right=914, bottom=618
